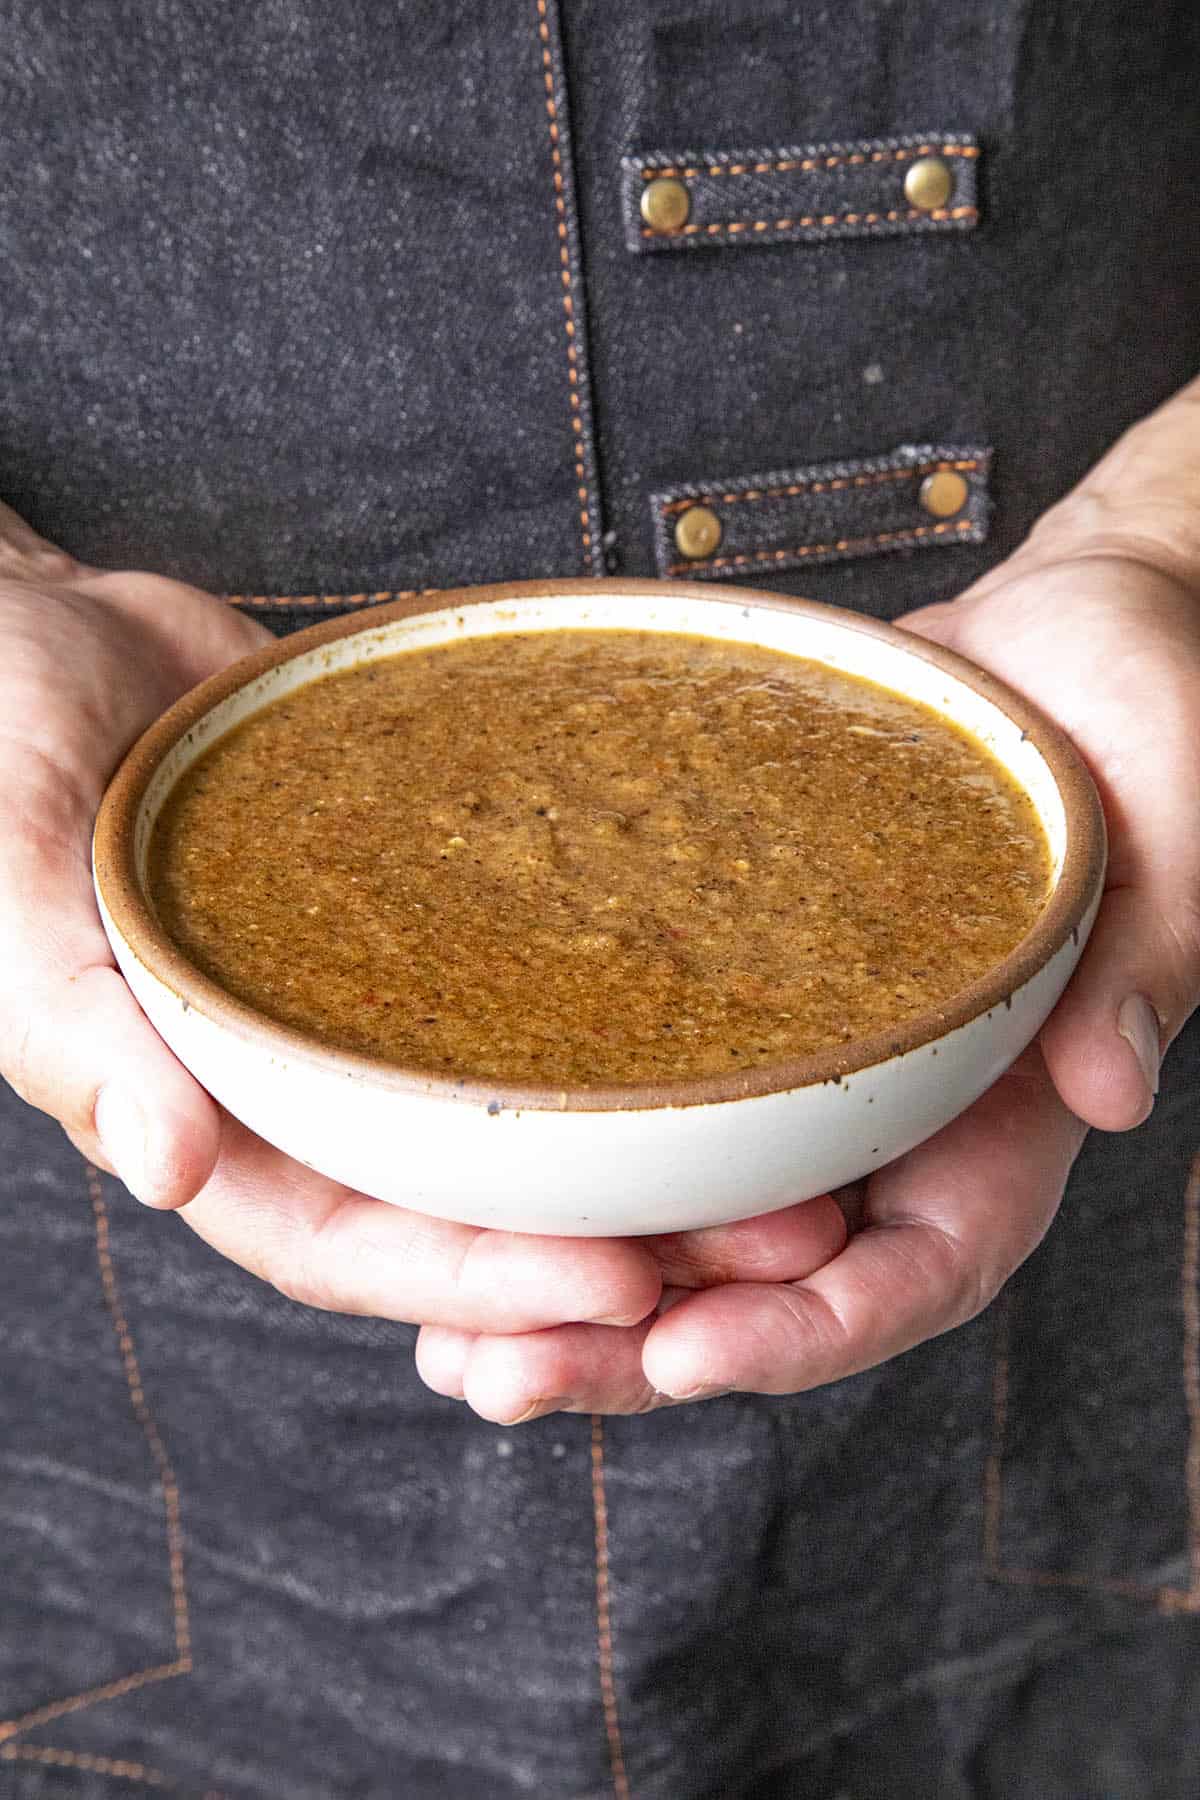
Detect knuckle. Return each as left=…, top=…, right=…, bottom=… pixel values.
left=1164, top=895, right=1200, bottom=1031
left=250, top=1204, right=343, bottom=1315
left=1, top=1012, right=84, bottom=1130
left=266, top=1246, right=336, bottom=1314
left=3, top=1018, right=40, bottom=1109
left=880, top=1217, right=994, bottom=1333
left=917, top=1222, right=990, bottom=1329
left=29, top=546, right=80, bottom=581
left=766, top=1282, right=851, bottom=1365
left=271, top=1195, right=398, bottom=1318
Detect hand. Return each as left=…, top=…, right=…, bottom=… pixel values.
left=0, top=504, right=695, bottom=1337
left=418, top=395, right=1200, bottom=1419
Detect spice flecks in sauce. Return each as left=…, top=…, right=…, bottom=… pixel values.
left=149, top=631, right=1052, bottom=1084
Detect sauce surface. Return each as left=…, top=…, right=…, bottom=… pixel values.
left=149, top=630, right=1052, bottom=1085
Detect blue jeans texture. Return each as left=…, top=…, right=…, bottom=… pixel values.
left=2, top=1, right=1200, bottom=1794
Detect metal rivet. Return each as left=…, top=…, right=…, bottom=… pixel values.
left=919, top=470, right=970, bottom=518
left=904, top=157, right=954, bottom=212
left=640, top=176, right=691, bottom=233
left=673, top=505, right=722, bottom=560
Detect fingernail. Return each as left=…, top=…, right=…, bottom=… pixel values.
left=589, top=1311, right=648, bottom=1328
left=504, top=1396, right=574, bottom=1426
left=1117, top=993, right=1162, bottom=1100
left=94, top=1087, right=152, bottom=1202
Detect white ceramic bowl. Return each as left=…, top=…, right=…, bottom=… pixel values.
left=93, top=579, right=1106, bottom=1236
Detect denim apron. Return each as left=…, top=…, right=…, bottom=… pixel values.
left=3, top=4, right=1200, bottom=1795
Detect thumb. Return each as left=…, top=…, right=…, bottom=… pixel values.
left=1033, top=634, right=1200, bottom=1133
left=1035, top=620, right=1200, bottom=1134
left=1040, top=879, right=1200, bottom=1133
left=0, top=765, right=223, bottom=1206
left=903, top=559, right=1200, bottom=1136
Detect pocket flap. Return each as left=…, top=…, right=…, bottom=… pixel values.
left=624, top=133, right=979, bottom=253
left=652, top=444, right=991, bottom=579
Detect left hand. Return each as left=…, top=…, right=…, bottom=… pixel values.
left=418, top=391, right=1200, bottom=1421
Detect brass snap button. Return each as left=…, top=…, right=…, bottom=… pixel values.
left=641, top=176, right=691, bottom=233
left=673, top=504, right=722, bottom=560
left=919, top=470, right=970, bottom=518
left=904, top=157, right=954, bottom=212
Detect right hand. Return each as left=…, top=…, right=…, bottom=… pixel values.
left=0, top=501, right=846, bottom=1371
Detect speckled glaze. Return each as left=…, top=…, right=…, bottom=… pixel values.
left=93, top=580, right=1106, bottom=1235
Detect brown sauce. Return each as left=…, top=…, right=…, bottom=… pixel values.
left=149, top=630, right=1052, bottom=1085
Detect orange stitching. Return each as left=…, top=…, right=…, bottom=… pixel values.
left=667, top=518, right=974, bottom=576
left=642, top=205, right=976, bottom=239
left=91, top=1168, right=191, bottom=1663
left=0, top=1742, right=175, bottom=1788
left=660, top=459, right=980, bottom=516
left=0, top=1662, right=189, bottom=1750
left=982, top=1290, right=1169, bottom=1602
left=640, top=144, right=980, bottom=180
left=984, top=1154, right=1200, bottom=1614
left=0, top=1743, right=227, bottom=1800
left=0, top=1167, right=193, bottom=1750
left=590, top=1417, right=631, bottom=1800
left=227, top=587, right=429, bottom=610
left=979, top=1565, right=1192, bottom=1603
left=536, top=0, right=593, bottom=568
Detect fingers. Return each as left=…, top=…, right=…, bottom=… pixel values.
left=417, top=1321, right=662, bottom=1423
left=644, top=1192, right=848, bottom=1288
left=5, top=950, right=223, bottom=1209
left=415, top=1326, right=476, bottom=1400
left=641, top=1047, right=1084, bottom=1398
left=0, top=512, right=270, bottom=1202
left=17, top=963, right=224, bottom=1206
left=74, top=565, right=271, bottom=689
left=414, top=1197, right=849, bottom=1422
left=0, top=761, right=222, bottom=1205
left=4, top=947, right=222, bottom=1209
left=180, top=1116, right=663, bottom=1333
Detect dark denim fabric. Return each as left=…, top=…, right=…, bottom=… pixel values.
left=3, top=3, right=1200, bottom=1796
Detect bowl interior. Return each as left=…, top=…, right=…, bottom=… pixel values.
left=130, top=587, right=1070, bottom=901
left=98, top=580, right=1105, bottom=1112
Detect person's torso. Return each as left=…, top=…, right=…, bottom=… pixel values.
left=2, top=0, right=1197, bottom=631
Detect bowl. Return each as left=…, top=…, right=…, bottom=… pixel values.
left=93, top=578, right=1106, bottom=1236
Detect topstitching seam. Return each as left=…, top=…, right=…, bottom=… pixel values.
left=535, top=0, right=602, bottom=574
left=666, top=517, right=976, bottom=577
left=590, top=1417, right=631, bottom=1800
left=660, top=458, right=981, bottom=514
left=637, top=144, right=981, bottom=181
left=0, top=1741, right=175, bottom=1790
left=0, top=1166, right=220, bottom=1790
left=641, top=206, right=975, bottom=241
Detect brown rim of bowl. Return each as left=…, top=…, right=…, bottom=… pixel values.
left=93, top=577, right=1107, bottom=1114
